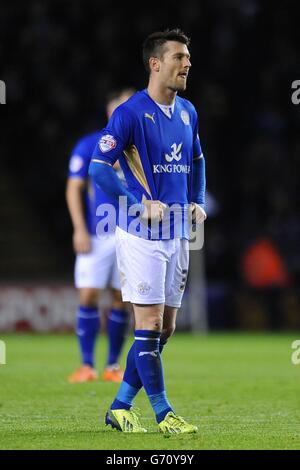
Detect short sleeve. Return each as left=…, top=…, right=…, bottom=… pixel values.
left=68, top=139, right=91, bottom=179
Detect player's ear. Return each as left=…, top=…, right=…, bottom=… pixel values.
left=149, top=57, right=160, bottom=73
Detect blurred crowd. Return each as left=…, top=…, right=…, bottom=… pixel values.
left=1, top=0, right=299, bottom=327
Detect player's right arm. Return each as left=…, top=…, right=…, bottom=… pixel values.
left=89, top=107, right=165, bottom=222
left=66, top=149, right=91, bottom=254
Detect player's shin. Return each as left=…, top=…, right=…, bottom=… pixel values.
left=111, top=341, right=140, bottom=410
left=134, top=330, right=173, bottom=423
left=110, top=334, right=167, bottom=410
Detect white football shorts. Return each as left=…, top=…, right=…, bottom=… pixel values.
left=75, top=235, right=120, bottom=290
left=115, top=226, right=189, bottom=307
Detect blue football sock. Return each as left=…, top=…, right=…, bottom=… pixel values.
left=106, top=308, right=128, bottom=366
left=76, top=305, right=100, bottom=368
left=123, top=341, right=143, bottom=389
left=111, top=336, right=167, bottom=411
left=110, top=381, right=139, bottom=410
left=134, top=330, right=173, bottom=423
left=111, top=341, right=140, bottom=410
left=120, top=337, right=167, bottom=391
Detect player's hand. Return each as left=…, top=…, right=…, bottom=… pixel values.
left=141, top=200, right=167, bottom=222
left=190, top=203, right=207, bottom=224
left=73, top=229, right=91, bottom=254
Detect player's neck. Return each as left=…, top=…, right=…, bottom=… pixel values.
left=147, top=82, right=176, bottom=106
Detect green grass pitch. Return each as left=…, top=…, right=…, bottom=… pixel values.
left=0, top=332, right=300, bottom=450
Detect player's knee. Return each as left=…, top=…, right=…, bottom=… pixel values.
left=134, top=304, right=164, bottom=331
left=79, top=288, right=100, bottom=307
left=150, top=307, right=165, bottom=331
left=150, top=317, right=163, bottom=331
left=139, top=313, right=162, bottom=331
left=111, top=289, right=125, bottom=311
left=138, top=314, right=163, bottom=331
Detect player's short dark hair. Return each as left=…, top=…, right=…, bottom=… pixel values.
left=142, top=29, right=190, bottom=73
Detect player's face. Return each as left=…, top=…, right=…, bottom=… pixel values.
left=159, top=41, right=191, bottom=92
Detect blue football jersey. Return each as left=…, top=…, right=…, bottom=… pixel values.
left=68, top=131, right=120, bottom=235
left=91, top=90, right=204, bottom=239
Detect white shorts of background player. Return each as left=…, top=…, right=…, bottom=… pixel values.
left=75, top=235, right=120, bottom=290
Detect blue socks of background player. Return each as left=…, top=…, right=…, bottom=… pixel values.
left=111, top=330, right=172, bottom=422
left=106, top=308, right=128, bottom=367
left=77, top=306, right=127, bottom=370
left=76, top=306, right=100, bottom=367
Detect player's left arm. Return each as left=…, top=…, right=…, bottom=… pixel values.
left=88, top=107, right=143, bottom=211
left=191, top=111, right=207, bottom=224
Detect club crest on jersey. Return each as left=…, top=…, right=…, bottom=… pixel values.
left=181, top=110, right=190, bottom=125
left=165, top=142, right=182, bottom=162
left=99, top=134, right=117, bottom=153
left=144, top=112, right=155, bottom=124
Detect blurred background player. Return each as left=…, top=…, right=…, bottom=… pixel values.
left=66, top=88, right=134, bottom=383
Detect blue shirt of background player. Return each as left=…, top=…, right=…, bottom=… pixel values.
left=91, top=90, right=204, bottom=239
left=68, top=131, right=119, bottom=235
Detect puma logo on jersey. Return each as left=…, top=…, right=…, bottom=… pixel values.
left=165, top=142, right=183, bottom=162
left=138, top=350, right=159, bottom=358
left=145, top=112, right=156, bottom=124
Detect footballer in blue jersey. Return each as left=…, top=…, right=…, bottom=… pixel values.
left=66, top=88, right=134, bottom=384
left=91, top=89, right=203, bottom=239
left=89, top=30, right=206, bottom=433
left=68, top=131, right=119, bottom=234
